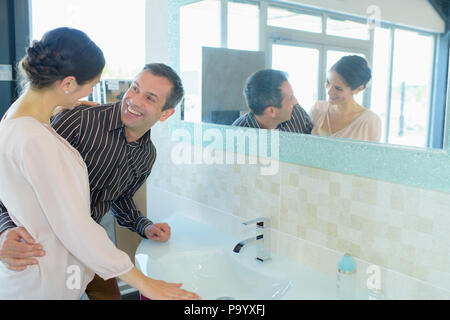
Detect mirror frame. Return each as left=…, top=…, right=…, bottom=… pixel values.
left=166, top=0, right=450, bottom=194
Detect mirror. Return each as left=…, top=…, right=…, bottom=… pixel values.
left=178, top=0, right=448, bottom=150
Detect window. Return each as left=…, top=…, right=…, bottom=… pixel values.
left=180, top=0, right=221, bottom=122
left=370, top=27, right=392, bottom=143
left=272, top=44, right=319, bottom=111
left=228, top=1, right=259, bottom=51
left=388, top=29, right=434, bottom=147
left=31, top=0, right=146, bottom=80
left=268, top=6, right=322, bottom=33
left=326, top=16, right=370, bottom=40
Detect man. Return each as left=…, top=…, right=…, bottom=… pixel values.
left=232, top=69, right=313, bottom=133
left=0, top=63, right=182, bottom=299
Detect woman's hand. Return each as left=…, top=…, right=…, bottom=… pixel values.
left=119, top=267, right=201, bottom=300
left=141, top=278, right=201, bottom=300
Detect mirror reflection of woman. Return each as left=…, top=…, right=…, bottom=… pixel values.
left=310, top=55, right=381, bottom=142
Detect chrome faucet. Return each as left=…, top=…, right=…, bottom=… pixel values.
left=233, top=217, right=271, bottom=262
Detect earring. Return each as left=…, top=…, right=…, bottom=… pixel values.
left=65, top=90, right=69, bottom=94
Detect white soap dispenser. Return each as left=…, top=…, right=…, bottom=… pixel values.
left=336, top=253, right=357, bottom=300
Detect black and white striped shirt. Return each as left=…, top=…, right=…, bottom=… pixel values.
left=232, top=104, right=313, bottom=133
left=0, top=102, right=155, bottom=237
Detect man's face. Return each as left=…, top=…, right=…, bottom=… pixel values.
left=277, top=81, right=296, bottom=123
left=121, top=70, right=174, bottom=139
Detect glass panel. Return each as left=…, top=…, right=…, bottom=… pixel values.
left=228, top=1, right=259, bottom=51
left=272, top=44, right=319, bottom=112
left=389, top=29, right=434, bottom=148
left=326, top=16, right=369, bottom=40
left=326, top=50, right=366, bottom=106
left=180, top=0, right=221, bottom=123
left=370, top=27, right=391, bottom=143
left=31, top=0, right=146, bottom=80
left=268, top=6, right=322, bottom=33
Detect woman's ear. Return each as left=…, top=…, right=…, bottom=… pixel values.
left=60, top=76, right=76, bottom=94
left=353, top=84, right=365, bottom=95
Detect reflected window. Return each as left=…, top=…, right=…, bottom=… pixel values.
left=272, top=44, right=319, bottom=111
left=31, top=0, right=145, bottom=80
left=180, top=0, right=221, bottom=122
left=389, top=29, right=434, bottom=148
left=268, top=6, right=322, bottom=33
left=326, top=16, right=369, bottom=40
left=228, top=1, right=259, bottom=51
left=370, top=27, right=391, bottom=143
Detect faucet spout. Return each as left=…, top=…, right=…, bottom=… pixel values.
left=233, top=217, right=271, bottom=262
left=232, top=235, right=262, bottom=253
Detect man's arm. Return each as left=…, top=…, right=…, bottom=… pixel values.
left=0, top=201, right=16, bottom=235
left=50, top=106, right=82, bottom=147
left=0, top=201, right=45, bottom=271
left=110, top=174, right=154, bottom=238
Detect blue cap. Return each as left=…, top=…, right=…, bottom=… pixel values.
left=338, top=253, right=356, bottom=274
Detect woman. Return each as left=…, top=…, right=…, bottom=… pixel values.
left=310, top=55, right=381, bottom=142
left=0, top=27, right=200, bottom=300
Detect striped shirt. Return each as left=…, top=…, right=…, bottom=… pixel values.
left=0, top=102, right=155, bottom=237
left=232, top=104, right=313, bottom=134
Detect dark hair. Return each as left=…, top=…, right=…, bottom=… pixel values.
left=19, top=27, right=105, bottom=89
left=141, top=63, right=184, bottom=111
left=243, top=69, right=289, bottom=116
left=330, top=55, right=372, bottom=90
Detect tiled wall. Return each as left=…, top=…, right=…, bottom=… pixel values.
left=148, top=122, right=450, bottom=299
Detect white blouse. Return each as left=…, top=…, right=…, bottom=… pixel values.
left=310, top=101, right=382, bottom=142
left=0, top=117, right=133, bottom=299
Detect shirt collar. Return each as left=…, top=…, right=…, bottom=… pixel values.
left=248, top=112, right=261, bottom=128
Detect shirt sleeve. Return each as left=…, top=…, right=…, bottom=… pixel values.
left=0, top=201, right=16, bottom=235
left=295, top=104, right=314, bottom=134
left=110, top=174, right=154, bottom=238
left=50, top=107, right=82, bottom=148
left=367, top=113, right=382, bottom=142
left=19, top=134, right=133, bottom=280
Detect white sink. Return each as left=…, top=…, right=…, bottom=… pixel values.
left=135, top=213, right=367, bottom=300
left=144, top=249, right=292, bottom=300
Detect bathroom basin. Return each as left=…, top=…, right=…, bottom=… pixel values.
left=140, top=249, right=292, bottom=300
left=135, top=213, right=368, bottom=300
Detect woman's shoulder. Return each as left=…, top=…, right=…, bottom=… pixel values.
left=0, top=117, right=58, bottom=153
left=361, top=108, right=382, bottom=124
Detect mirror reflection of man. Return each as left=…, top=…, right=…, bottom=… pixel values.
left=232, top=69, right=313, bottom=133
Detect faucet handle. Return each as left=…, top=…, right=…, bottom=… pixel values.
left=242, top=217, right=269, bottom=228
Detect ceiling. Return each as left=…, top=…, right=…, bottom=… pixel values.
left=429, top=0, right=450, bottom=30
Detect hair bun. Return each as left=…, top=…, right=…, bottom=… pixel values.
left=18, top=27, right=105, bottom=90
left=22, top=40, right=66, bottom=88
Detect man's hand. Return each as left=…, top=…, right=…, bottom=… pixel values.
left=0, top=227, right=45, bottom=271
left=144, top=223, right=171, bottom=242
left=52, top=101, right=100, bottom=116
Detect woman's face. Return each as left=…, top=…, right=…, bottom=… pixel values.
left=60, top=74, right=102, bottom=107
left=71, top=74, right=102, bottom=104
left=326, top=70, right=361, bottom=105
